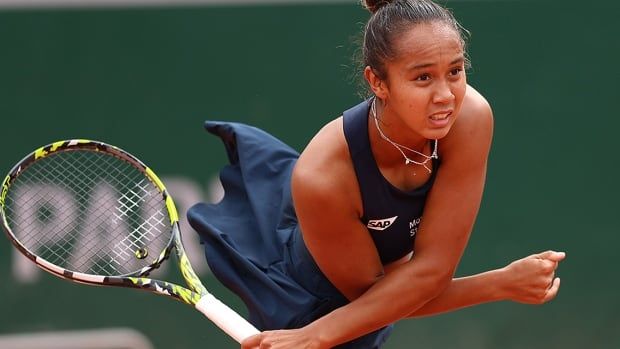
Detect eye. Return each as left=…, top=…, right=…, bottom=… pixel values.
left=449, top=68, right=463, bottom=76
left=415, top=73, right=431, bottom=82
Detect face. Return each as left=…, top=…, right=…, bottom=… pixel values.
left=367, top=21, right=467, bottom=141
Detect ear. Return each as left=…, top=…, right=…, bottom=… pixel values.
left=364, top=66, right=389, bottom=100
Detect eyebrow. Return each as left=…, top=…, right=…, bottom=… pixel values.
left=408, top=56, right=465, bottom=70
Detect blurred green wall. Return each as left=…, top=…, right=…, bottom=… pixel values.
left=0, top=1, right=618, bottom=348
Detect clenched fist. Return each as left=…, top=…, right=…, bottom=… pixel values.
left=500, top=250, right=566, bottom=304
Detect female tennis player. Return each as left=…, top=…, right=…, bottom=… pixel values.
left=188, top=0, right=565, bottom=348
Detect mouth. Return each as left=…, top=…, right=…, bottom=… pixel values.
left=429, top=111, right=453, bottom=121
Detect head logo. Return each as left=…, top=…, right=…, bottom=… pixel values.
left=367, top=216, right=398, bottom=231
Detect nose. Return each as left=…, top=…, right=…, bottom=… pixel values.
left=432, top=80, right=455, bottom=105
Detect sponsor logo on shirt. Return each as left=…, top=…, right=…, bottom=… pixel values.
left=367, top=216, right=398, bottom=231
left=409, top=217, right=421, bottom=237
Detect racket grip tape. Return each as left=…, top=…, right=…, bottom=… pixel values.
left=195, top=294, right=260, bottom=343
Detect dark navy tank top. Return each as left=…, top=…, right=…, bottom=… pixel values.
left=343, top=100, right=440, bottom=265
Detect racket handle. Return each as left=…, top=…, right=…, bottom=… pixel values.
left=195, top=294, right=260, bottom=343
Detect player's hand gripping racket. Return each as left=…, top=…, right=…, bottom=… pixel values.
left=0, top=140, right=259, bottom=343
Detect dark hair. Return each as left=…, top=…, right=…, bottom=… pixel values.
left=361, top=0, right=470, bottom=80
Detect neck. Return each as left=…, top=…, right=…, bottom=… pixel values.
left=369, top=98, right=435, bottom=167
left=372, top=98, right=428, bottom=150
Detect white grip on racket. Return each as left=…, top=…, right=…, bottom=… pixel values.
left=195, top=294, right=260, bottom=343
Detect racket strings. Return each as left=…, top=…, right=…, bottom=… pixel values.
left=112, top=210, right=167, bottom=260
left=12, top=185, right=78, bottom=267
left=4, top=149, right=171, bottom=276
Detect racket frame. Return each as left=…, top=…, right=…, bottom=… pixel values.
left=1, top=139, right=260, bottom=342
left=0, top=140, right=203, bottom=302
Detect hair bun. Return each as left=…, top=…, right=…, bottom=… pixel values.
left=361, top=0, right=393, bottom=14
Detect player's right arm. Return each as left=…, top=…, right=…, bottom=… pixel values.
left=294, top=192, right=385, bottom=300
left=291, top=118, right=386, bottom=301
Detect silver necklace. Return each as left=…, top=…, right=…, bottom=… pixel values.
left=371, top=97, right=438, bottom=174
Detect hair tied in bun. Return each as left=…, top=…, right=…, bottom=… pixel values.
left=362, top=0, right=393, bottom=14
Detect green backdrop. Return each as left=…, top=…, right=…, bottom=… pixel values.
left=1, top=1, right=618, bottom=348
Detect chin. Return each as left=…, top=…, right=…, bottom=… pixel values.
left=424, top=126, right=453, bottom=140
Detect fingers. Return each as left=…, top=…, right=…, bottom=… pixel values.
left=241, top=332, right=284, bottom=349
left=547, top=251, right=566, bottom=262
left=542, top=277, right=561, bottom=303
left=241, top=333, right=263, bottom=349
left=540, top=259, right=558, bottom=273
left=536, top=250, right=566, bottom=262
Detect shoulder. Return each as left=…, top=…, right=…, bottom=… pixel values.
left=454, top=84, right=493, bottom=137
left=292, top=117, right=362, bottom=216
left=441, top=84, right=494, bottom=162
left=461, top=84, right=494, bottom=124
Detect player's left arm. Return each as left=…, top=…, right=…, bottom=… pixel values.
left=404, top=86, right=565, bottom=318
left=405, top=250, right=565, bottom=318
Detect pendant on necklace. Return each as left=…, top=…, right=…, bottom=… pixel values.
left=405, top=159, right=417, bottom=175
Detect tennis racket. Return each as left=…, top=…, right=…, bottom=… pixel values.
left=0, top=139, right=259, bottom=343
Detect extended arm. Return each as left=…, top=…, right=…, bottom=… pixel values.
left=406, top=250, right=565, bottom=318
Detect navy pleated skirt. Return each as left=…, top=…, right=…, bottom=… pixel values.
left=187, top=121, right=393, bottom=348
